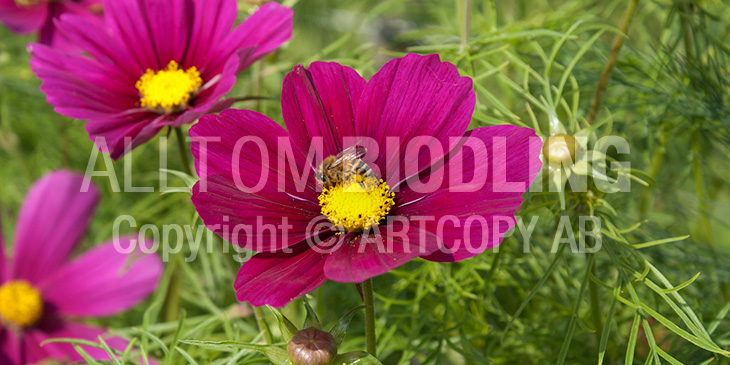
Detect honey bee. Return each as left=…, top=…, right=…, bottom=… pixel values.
left=316, top=145, right=375, bottom=190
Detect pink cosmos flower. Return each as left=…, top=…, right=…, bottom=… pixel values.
left=0, top=0, right=102, bottom=51
left=29, top=0, right=293, bottom=159
left=0, top=171, right=163, bottom=364
left=190, top=53, right=542, bottom=307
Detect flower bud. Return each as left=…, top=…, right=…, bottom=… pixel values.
left=543, top=134, right=577, bottom=165
left=287, top=327, right=337, bottom=365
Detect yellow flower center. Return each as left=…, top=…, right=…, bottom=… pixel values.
left=14, top=0, right=41, bottom=7
left=0, top=280, right=44, bottom=328
left=135, top=60, right=202, bottom=113
left=318, top=177, right=395, bottom=232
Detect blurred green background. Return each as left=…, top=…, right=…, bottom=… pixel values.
left=1, top=0, right=730, bottom=363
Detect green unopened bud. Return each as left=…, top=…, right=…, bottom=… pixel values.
left=287, top=327, right=337, bottom=365
left=543, top=134, right=577, bottom=165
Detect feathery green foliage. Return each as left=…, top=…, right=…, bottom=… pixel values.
left=2, top=0, right=730, bottom=363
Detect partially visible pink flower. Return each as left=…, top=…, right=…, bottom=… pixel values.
left=0, top=170, right=163, bottom=364
left=29, top=0, right=293, bottom=159
left=0, top=0, right=103, bottom=51
left=190, top=54, right=543, bottom=307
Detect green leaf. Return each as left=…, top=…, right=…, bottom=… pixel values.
left=709, top=300, right=730, bottom=335
left=267, top=305, right=299, bottom=342
left=502, top=243, right=567, bottom=340
left=631, top=235, right=690, bottom=249
left=648, top=262, right=710, bottom=338
left=625, top=311, right=641, bottom=365
left=556, top=254, right=595, bottom=365
left=598, top=277, right=621, bottom=365
left=179, top=340, right=291, bottom=365
left=333, top=351, right=384, bottom=365
left=122, top=337, right=138, bottom=364
left=655, top=347, right=684, bottom=365
left=303, top=296, right=322, bottom=330
left=97, top=336, right=121, bottom=365
left=329, top=305, right=366, bottom=348
left=661, top=272, right=701, bottom=294
left=41, top=338, right=116, bottom=352
left=174, top=346, right=200, bottom=365
left=160, top=168, right=198, bottom=188
left=164, top=309, right=187, bottom=364
left=73, top=344, right=101, bottom=365
left=640, top=318, right=662, bottom=364
left=638, top=303, right=729, bottom=356
left=133, top=327, right=169, bottom=356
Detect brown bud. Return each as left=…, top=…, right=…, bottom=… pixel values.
left=287, top=327, right=337, bottom=365
left=543, top=134, right=577, bottom=165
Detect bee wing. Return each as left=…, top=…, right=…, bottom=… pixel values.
left=329, top=145, right=367, bottom=168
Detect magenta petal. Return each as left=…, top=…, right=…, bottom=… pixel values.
left=324, top=222, right=442, bottom=283
left=192, top=174, right=323, bottom=252
left=39, top=2, right=103, bottom=52
left=17, top=329, right=51, bottom=364
left=11, top=171, right=99, bottom=284
left=398, top=125, right=542, bottom=262
left=103, top=0, right=162, bottom=69
left=190, top=47, right=252, bottom=108
left=51, top=14, right=141, bottom=79
left=40, top=238, right=162, bottom=317
left=142, top=0, right=194, bottom=71
left=234, top=241, right=332, bottom=307
left=174, top=98, right=235, bottom=129
left=39, top=320, right=128, bottom=363
left=0, top=329, right=20, bottom=365
left=38, top=5, right=63, bottom=50
left=355, top=53, right=476, bottom=186
left=30, top=0, right=289, bottom=160
left=190, top=108, right=314, bottom=190
left=0, top=0, right=48, bottom=33
left=282, top=62, right=367, bottom=157
left=85, top=112, right=166, bottom=160
left=189, top=108, right=318, bottom=195
left=29, top=43, right=139, bottom=114
left=190, top=109, right=324, bottom=252
left=235, top=2, right=293, bottom=63
left=185, top=0, right=237, bottom=73
left=211, top=2, right=293, bottom=73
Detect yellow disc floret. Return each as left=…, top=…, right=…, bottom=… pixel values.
left=319, top=177, right=395, bottom=232
left=0, top=280, right=44, bottom=328
left=136, top=60, right=203, bottom=113
left=14, top=0, right=40, bottom=7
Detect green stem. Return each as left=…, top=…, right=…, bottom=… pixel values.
left=588, top=259, right=603, bottom=346
left=59, top=115, right=70, bottom=168
left=174, top=127, right=193, bottom=176
left=586, top=0, right=639, bottom=124
left=163, top=254, right=181, bottom=323
left=253, top=306, right=274, bottom=344
left=639, top=128, right=669, bottom=214
left=254, top=61, right=264, bottom=112
left=458, top=0, right=472, bottom=54
left=691, top=132, right=728, bottom=301
left=692, top=131, right=715, bottom=247
left=484, top=249, right=502, bottom=283
left=231, top=95, right=273, bottom=103
left=363, top=278, right=377, bottom=357
left=487, top=0, right=497, bottom=32
left=679, top=2, right=694, bottom=67
left=162, top=128, right=191, bottom=323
